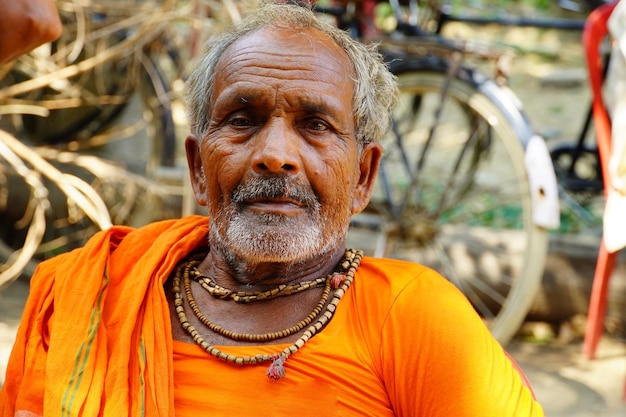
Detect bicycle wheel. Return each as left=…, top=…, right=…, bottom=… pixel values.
left=350, top=57, right=549, bottom=345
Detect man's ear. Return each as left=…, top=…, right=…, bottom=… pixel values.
left=185, top=134, right=208, bottom=207
left=351, top=141, right=383, bottom=214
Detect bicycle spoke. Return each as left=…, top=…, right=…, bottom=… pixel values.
left=357, top=64, right=549, bottom=344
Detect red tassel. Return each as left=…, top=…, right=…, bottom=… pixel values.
left=266, top=354, right=287, bottom=381
left=330, top=274, right=346, bottom=289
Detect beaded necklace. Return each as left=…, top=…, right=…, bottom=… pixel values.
left=183, top=266, right=333, bottom=342
left=189, top=255, right=329, bottom=303
left=172, top=248, right=363, bottom=380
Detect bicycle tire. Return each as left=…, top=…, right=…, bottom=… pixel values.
left=350, top=56, right=549, bottom=345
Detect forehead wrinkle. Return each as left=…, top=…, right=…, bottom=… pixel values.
left=220, top=52, right=347, bottom=83
left=212, top=26, right=355, bottom=121
left=218, top=29, right=352, bottom=82
left=215, top=82, right=347, bottom=119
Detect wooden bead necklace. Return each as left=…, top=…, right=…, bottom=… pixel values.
left=188, top=255, right=328, bottom=303
left=183, top=264, right=333, bottom=342
left=172, top=248, right=363, bottom=380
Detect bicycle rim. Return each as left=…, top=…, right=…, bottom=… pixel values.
left=351, top=65, right=548, bottom=345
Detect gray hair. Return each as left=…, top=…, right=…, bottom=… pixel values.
left=186, top=1, right=397, bottom=145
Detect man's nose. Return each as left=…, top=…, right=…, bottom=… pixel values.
left=251, top=119, right=301, bottom=175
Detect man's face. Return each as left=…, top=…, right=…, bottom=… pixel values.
left=187, top=26, right=378, bottom=264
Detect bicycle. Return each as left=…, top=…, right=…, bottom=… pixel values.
left=306, top=0, right=561, bottom=344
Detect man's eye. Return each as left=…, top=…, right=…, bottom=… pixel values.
left=228, top=116, right=252, bottom=127
left=306, top=120, right=328, bottom=131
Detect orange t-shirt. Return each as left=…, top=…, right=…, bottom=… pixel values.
left=172, top=257, right=543, bottom=416
left=0, top=216, right=543, bottom=416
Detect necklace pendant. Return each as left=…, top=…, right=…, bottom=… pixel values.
left=330, top=273, right=346, bottom=289
left=266, top=354, right=287, bottom=381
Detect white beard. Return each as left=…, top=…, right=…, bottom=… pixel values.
left=209, top=177, right=351, bottom=265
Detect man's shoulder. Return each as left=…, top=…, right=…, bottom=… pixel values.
left=355, top=255, right=460, bottom=300
left=349, top=256, right=476, bottom=333
left=359, top=256, right=444, bottom=285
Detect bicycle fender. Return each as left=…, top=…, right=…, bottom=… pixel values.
left=476, top=80, right=560, bottom=230
left=523, top=134, right=561, bottom=230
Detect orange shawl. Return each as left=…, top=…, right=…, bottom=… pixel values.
left=0, top=215, right=209, bottom=417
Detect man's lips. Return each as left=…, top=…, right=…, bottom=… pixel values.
left=244, top=197, right=306, bottom=215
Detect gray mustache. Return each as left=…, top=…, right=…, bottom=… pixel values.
left=232, top=177, right=319, bottom=207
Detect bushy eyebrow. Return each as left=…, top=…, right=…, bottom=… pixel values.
left=297, top=101, right=328, bottom=115
left=213, top=82, right=346, bottom=121
left=212, top=89, right=259, bottom=110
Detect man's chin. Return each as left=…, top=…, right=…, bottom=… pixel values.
left=226, top=233, right=323, bottom=264
left=211, top=213, right=348, bottom=264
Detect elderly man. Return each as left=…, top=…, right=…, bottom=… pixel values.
left=0, top=2, right=543, bottom=416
